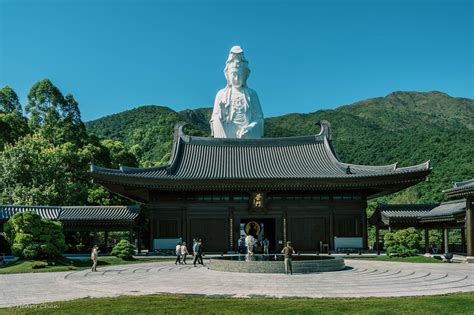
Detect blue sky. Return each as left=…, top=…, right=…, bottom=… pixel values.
left=1, top=0, right=472, bottom=121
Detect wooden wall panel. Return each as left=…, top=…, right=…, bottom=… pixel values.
left=288, top=217, right=327, bottom=251
left=189, top=218, right=227, bottom=252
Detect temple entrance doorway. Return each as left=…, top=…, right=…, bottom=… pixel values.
left=239, top=218, right=276, bottom=253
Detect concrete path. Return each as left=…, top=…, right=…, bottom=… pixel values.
left=1, top=259, right=473, bottom=307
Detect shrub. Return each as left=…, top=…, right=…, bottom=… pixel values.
left=31, top=261, right=47, bottom=269
left=111, top=240, right=135, bottom=260
left=384, top=228, right=422, bottom=257
left=4, top=211, right=67, bottom=259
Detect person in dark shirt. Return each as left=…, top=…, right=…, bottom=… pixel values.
left=193, top=239, right=204, bottom=266
left=281, top=241, right=295, bottom=275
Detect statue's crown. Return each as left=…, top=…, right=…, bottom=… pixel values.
left=230, top=46, right=244, bottom=54
left=227, top=45, right=248, bottom=65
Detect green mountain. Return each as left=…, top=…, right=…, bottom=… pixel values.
left=85, top=91, right=474, bottom=203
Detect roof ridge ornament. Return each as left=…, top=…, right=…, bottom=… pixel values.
left=174, top=121, right=188, bottom=140
left=315, top=120, right=332, bottom=140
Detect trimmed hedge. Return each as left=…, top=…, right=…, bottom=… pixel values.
left=111, top=240, right=135, bottom=260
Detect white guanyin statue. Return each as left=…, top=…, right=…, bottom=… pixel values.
left=210, top=46, right=264, bottom=139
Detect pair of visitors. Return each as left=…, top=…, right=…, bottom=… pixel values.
left=193, top=238, right=204, bottom=266
left=281, top=241, right=295, bottom=275
left=175, top=242, right=182, bottom=265
left=90, top=245, right=99, bottom=272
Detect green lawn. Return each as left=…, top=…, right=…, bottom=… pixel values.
left=0, top=257, right=174, bottom=274
left=1, top=293, right=473, bottom=314
left=345, top=255, right=444, bottom=263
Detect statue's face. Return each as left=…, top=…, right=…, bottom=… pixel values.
left=229, top=67, right=245, bottom=87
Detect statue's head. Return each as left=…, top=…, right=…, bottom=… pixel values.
left=224, top=46, right=251, bottom=88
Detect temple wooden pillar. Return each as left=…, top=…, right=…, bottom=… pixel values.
left=461, top=227, right=466, bottom=253
left=424, top=228, right=430, bottom=254
left=149, top=211, right=154, bottom=252
left=104, top=231, right=109, bottom=253
left=329, top=210, right=334, bottom=251
left=228, top=209, right=234, bottom=252
left=467, top=198, right=474, bottom=257
left=375, top=226, right=380, bottom=255
left=137, top=227, right=142, bottom=254
left=443, top=227, right=449, bottom=254
left=362, top=208, right=368, bottom=250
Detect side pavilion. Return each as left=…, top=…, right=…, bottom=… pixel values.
left=0, top=205, right=141, bottom=254
left=369, top=179, right=474, bottom=261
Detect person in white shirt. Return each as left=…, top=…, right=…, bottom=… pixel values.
left=90, top=245, right=99, bottom=272
left=180, top=242, right=189, bottom=264
left=175, top=242, right=182, bottom=265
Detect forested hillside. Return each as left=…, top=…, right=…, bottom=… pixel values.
left=86, top=91, right=474, bottom=203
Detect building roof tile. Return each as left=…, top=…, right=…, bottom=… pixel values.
left=90, top=121, right=431, bottom=192
left=0, top=205, right=140, bottom=225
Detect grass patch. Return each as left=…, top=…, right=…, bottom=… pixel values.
left=346, top=255, right=444, bottom=263
left=0, top=257, right=174, bottom=274
left=1, top=292, right=473, bottom=314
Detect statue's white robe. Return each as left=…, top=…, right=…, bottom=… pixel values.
left=210, top=87, right=264, bottom=139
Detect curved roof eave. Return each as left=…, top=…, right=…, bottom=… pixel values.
left=89, top=120, right=431, bottom=181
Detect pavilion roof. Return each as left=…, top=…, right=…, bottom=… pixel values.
left=369, top=204, right=438, bottom=226
left=0, top=205, right=141, bottom=227
left=90, top=121, right=431, bottom=195
left=444, top=179, right=474, bottom=199
left=369, top=199, right=467, bottom=226
left=0, top=205, right=61, bottom=221
left=419, top=199, right=466, bottom=223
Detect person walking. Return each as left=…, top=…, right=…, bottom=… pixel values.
left=175, top=242, right=182, bottom=265
left=281, top=241, right=295, bottom=275
left=198, top=239, right=204, bottom=265
left=90, top=245, right=99, bottom=272
left=193, top=239, right=204, bottom=266
left=180, top=242, right=189, bottom=264
left=263, top=236, right=270, bottom=255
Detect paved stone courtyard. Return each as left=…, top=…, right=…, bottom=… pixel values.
left=1, top=259, right=473, bottom=307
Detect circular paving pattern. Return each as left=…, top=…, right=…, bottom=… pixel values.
left=1, top=259, right=473, bottom=307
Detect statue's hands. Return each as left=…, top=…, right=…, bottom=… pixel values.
left=219, top=101, right=231, bottom=122
left=237, top=122, right=257, bottom=138
left=237, top=128, right=248, bottom=138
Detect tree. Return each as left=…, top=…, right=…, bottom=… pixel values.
left=4, top=211, right=66, bottom=259
left=0, top=86, right=29, bottom=150
left=0, top=86, right=22, bottom=113
left=0, top=134, right=89, bottom=205
left=101, top=139, right=138, bottom=168
left=0, top=110, right=29, bottom=150
left=26, top=79, right=86, bottom=145
left=384, top=228, right=422, bottom=257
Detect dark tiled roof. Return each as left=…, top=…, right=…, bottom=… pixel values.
left=0, top=205, right=140, bottom=225
left=371, top=204, right=438, bottom=225
left=59, top=206, right=140, bottom=224
left=370, top=200, right=467, bottom=226
left=90, top=121, right=431, bottom=191
left=420, top=199, right=466, bottom=223
left=444, top=179, right=474, bottom=198
left=0, top=205, right=61, bottom=220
